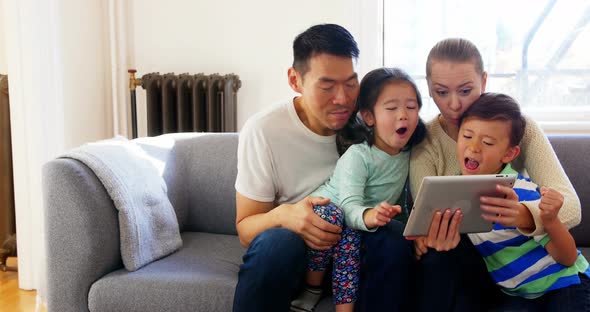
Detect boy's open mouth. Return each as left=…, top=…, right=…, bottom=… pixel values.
left=464, top=158, right=480, bottom=170
left=396, top=127, right=407, bottom=135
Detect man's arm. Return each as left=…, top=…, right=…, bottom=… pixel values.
left=235, top=192, right=342, bottom=249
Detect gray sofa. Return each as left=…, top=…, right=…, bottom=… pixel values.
left=43, top=133, right=589, bottom=311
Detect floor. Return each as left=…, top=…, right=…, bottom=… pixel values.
left=0, top=270, right=46, bottom=312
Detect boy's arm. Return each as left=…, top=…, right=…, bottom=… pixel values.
left=544, top=220, right=578, bottom=267
left=539, top=187, right=578, bottom=266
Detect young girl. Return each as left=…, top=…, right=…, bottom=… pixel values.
left=290, top=67, right=426, bottom=312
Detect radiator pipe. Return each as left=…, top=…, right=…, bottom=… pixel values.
left=128, top=69, right=142, bottom=139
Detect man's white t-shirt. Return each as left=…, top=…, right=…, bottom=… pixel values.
left=235, top=99, right=339, bottom=205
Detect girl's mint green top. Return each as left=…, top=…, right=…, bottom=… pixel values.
left=312, top=142, right=409, bottom=231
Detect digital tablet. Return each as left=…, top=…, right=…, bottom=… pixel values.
left=403, top=174, right=517, bottom=237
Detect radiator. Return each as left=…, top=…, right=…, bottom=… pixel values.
left=129, top=71, right=241, bottom=137
left=0, top=74, right=16, bottom=244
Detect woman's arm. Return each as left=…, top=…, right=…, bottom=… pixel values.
left=519, top=118, right=581, bottom=235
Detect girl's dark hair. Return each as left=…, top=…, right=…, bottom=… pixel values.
left=336, top=67, right=427, bottom=155
left=426, top=38, right=484, bottom=78
left=293, top=24, right=360, bottom=77
left=459, top=92, right=527, bottom=146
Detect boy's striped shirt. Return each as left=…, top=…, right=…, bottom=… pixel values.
left=468, top=164, right=590, bottom=298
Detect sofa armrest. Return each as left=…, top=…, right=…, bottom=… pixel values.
left=43, top=159, right=123, bottom=312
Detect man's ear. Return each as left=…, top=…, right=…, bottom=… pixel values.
left=288, top=67, right=302, bottom=93
left=360, top=110, right=375, bottom=127
left=502, top=145, right=520, bottom=164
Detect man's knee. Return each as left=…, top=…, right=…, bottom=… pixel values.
left=244, top=228, right=306, bottom=275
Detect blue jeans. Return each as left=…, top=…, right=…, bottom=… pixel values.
left=355, top=219, right=416, bottom=312
left=490, top=273, right=590, bottom=312
left=233, top=221, right=416, bottom=312
left=233, top=228, right=307, bottom=312
left=415, top=234, right=501, bottom=312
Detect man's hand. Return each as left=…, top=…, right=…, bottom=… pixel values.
left=539, top=187, right=564, bottom=226
left=363, top=202, right=401, bottom=229
left=277, top=196, right=342, bottom=250
left=235, top=193, right=341, bottom=249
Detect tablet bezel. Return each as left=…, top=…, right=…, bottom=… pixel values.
left=403, top=174, right=517, bottom=237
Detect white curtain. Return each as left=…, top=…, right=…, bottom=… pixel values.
left=2, top=0, right=114, bottom=303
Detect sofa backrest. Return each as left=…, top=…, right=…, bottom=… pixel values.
left=136, top=133, right=589, bottom=243
left=137, top=133, right=239, bottom=235
left=548, top=135, right=590, bottom=247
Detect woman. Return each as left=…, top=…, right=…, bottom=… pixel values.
left=410, top=38, right=582, bottom=311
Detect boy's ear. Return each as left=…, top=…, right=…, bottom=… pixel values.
left=502, top=145, right=520, bottom=164
left=288, top=67, right=302, bottom=93
left=360, top=110, right=375, bottom=127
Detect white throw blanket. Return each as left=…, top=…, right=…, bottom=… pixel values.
left=62, top=137, right=182, bottom=271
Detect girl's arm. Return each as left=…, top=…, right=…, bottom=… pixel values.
left=334, top=146, right=375, bottom=232
left=519, top=117, right=581, bottom=235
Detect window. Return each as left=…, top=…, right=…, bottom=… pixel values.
left=382, top=0, right=590, bottom=132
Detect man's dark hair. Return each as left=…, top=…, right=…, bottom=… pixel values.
left=292, top=24, right=359, bottom=77
left=459, top=92, right=527, bottom=146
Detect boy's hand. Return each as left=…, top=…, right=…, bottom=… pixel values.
left=539, top=187, right=564, bottom=225
left=481, top=184, right=533, bottom=230
left=363, top=202, right=401, bottom=229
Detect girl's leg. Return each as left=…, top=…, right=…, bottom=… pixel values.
left=332, top=226, right=361, bottom=312
left=291, top=203, right=343, bottom=311
left=307, top=203, right=343, bottom=273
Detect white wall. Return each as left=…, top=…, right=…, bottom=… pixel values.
left=59, top=0, right=112, bottom=147
left=125, top=0, right=369, bottom=135
left=0, top=0, right=7, bottom=73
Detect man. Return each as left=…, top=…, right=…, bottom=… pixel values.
left=233, top=24, right=414, bottom=312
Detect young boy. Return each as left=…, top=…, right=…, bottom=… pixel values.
left=457, top=92, right=590, bottom=309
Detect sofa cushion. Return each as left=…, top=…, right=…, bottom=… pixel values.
left=137, top=133, right=239, bottom=236
left=548, top=135, right=590, bottom=247
left=88, top=232, right=245, bottom=312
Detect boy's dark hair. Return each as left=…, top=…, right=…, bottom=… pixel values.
left=336, top=67, right=427, bottom=155
left=459, top=92, right=527, bottom=146
left=426, top=38, right=484, bottom=78
left=292, top=24, right=359, bottom=77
